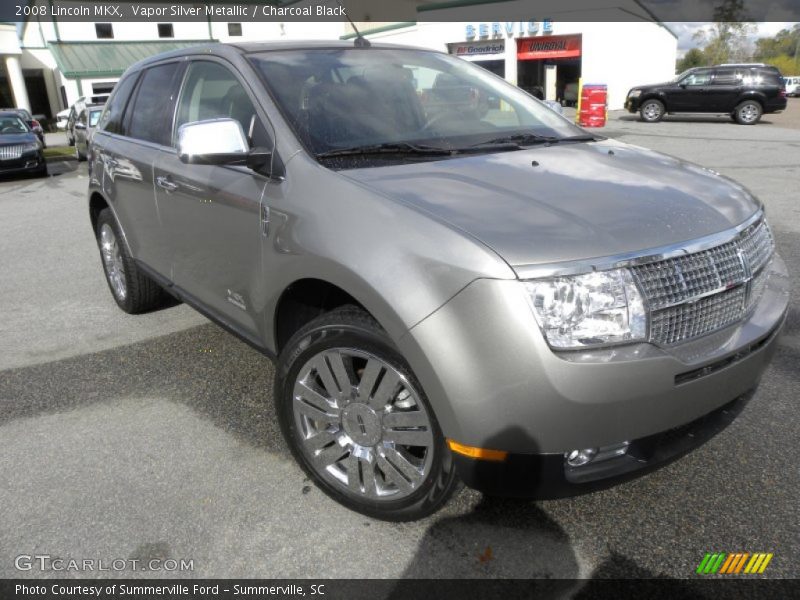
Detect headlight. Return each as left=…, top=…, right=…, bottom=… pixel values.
left=628, top=89, right=642, bottom=98
left=22, top=142, right=40, bottom=152
left=524, top=269, right=647, bottom=349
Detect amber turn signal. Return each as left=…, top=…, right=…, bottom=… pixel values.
left=447, top=439, right=508, bottom=462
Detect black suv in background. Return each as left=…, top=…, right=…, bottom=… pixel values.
left=626, top=64, right=787, bottom=124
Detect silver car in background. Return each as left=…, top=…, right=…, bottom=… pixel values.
left=88, top=42, right=788, bottom=520
left=73, top=104, right=104, bottom=161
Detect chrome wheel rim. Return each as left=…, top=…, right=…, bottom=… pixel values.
left=643, top=102, right=662, bottom=120
left=740, top=104, right=759, bottom=123
left=100, top=223, right=126, bottom=300
left=293, top=348, right=434, bottom=501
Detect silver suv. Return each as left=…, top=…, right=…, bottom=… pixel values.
left=88, top=42, right=788, bottom=521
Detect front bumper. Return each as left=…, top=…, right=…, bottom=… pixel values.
left=625, top=96, right=642, bottom=112
left=453, top=390, right=755, bottom=498
left=399, top=254, right=788, bottom=496
left=0, top=153, right=45, bottom=175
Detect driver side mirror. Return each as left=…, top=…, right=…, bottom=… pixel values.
left=177, top=118, right=281, bottom=178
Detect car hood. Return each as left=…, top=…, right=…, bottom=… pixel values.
left=0, top=133, right=37, bottom=145
left=633, top=82, right=672, bottom=91
left=342, top=139, right=760, bottom=271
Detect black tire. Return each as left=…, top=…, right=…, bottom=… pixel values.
left=275, top=306, right=459, bottom=521
left=734, top=100, right=762, bottom=125
left=95, top=208, right=169, bottom=314
left=75, top=144, right=86, bottom=162
left=639, top=99, right=665, bottom=123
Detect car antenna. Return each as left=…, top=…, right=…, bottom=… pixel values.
left=337, top=0, right=371, bottom=47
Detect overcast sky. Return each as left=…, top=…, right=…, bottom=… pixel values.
left=667, top=22, right=797, bottom=54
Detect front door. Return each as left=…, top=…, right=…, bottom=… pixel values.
left=668, top=68, right=713, bottom=111
left=155, top=59, right=276, bottom=337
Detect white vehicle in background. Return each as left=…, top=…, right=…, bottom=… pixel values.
left=56, top=108, right=70, bottom=130
left=783, top=76, right=800, bottom=97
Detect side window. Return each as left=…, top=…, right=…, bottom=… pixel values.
left=98, top=74, right=138, bottom=134
left=175, top=61, right=271, bottom=148
left=741, top=69, right=764, bottom=86
left=682, top=69, right=712, bottom=86
left=127, top=62, right=181, bottom=145
left=712, top=68, right=738, bottom=85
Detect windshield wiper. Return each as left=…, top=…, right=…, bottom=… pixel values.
left=316, top=142, right=452, bottom=159
left=468, top=133, right=601, bottom=149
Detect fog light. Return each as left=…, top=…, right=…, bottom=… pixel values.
left=565, top=448, right=598, bottom=467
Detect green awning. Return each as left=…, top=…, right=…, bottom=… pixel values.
left=48, top=40, right=217, bottom=78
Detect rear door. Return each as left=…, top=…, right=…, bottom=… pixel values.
left=95, top=62, right=184, bottom=276
left=93, top=73, right=143, bottom=252
left=708, top=68, right=742, bottom=112
left=154, top=58, right=275, bottom=336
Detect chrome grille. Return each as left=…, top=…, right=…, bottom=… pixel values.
left=633, top=219, right=774, bottom=345
left=0, top=145, right=26, bottom=160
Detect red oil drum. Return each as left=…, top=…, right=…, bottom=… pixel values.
left=578, top=84, right=607, bottom=127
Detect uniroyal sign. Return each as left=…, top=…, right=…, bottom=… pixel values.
left=517, top=35, right=581, bottom=60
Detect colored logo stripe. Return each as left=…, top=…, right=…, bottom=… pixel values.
left=698, top=552, right=773, bottom=574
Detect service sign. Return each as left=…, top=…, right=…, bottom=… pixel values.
left=466, top=20, right=553, bottom=39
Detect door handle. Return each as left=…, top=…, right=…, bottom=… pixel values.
left=156, top=175, right=178, bottom=192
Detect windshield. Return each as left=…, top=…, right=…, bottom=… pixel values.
left=0, top=116, right=29, bottom=134
left=672, top=68, right=696, bottom=83
left=248, top=48, right=584, bottom=159
left=89, top=109, right=102, bottom=127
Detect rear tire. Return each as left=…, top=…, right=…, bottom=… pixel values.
left=95, top=208, right=169, bottom=314
left=734, top=100, right=762, bottom=125
left=639, top=99, right=665, bottom=123
left=275, top=306, right=459, bottom=521
left=75, top=145, right=86, bottom=162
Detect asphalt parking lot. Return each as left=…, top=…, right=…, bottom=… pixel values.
left=1, top=109, right=798, bottom=583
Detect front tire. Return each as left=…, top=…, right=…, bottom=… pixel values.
left=95, top=208, right=169, bottom=314
left=275, top=307, right=459, bottom=521
left=639, top=99, right=665, bottom=123
left=734, top=100, right=762, bottom=125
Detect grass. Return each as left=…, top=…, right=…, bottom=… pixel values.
left=43, top=146, right=75, bottom=159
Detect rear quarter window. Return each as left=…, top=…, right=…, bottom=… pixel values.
left=97, top=74, right=138, bottom=135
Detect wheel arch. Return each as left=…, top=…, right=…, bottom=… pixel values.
left=271, top=274, right=417, bottom=358
left=89, top=191, right=108, bottom=233
left=89, top=190, right=135, bottom=257
left=736, top=92, right=766, bottom=109
left=640, top=93, right=667, bottom=109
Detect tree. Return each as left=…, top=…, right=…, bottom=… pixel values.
left=677, top=48, right=707, bottom=72
left=691, top=0, right=756, bottom=64
left=754, top=23, right=800, bottom=60
left=754, top=24, right=800, bottom=74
